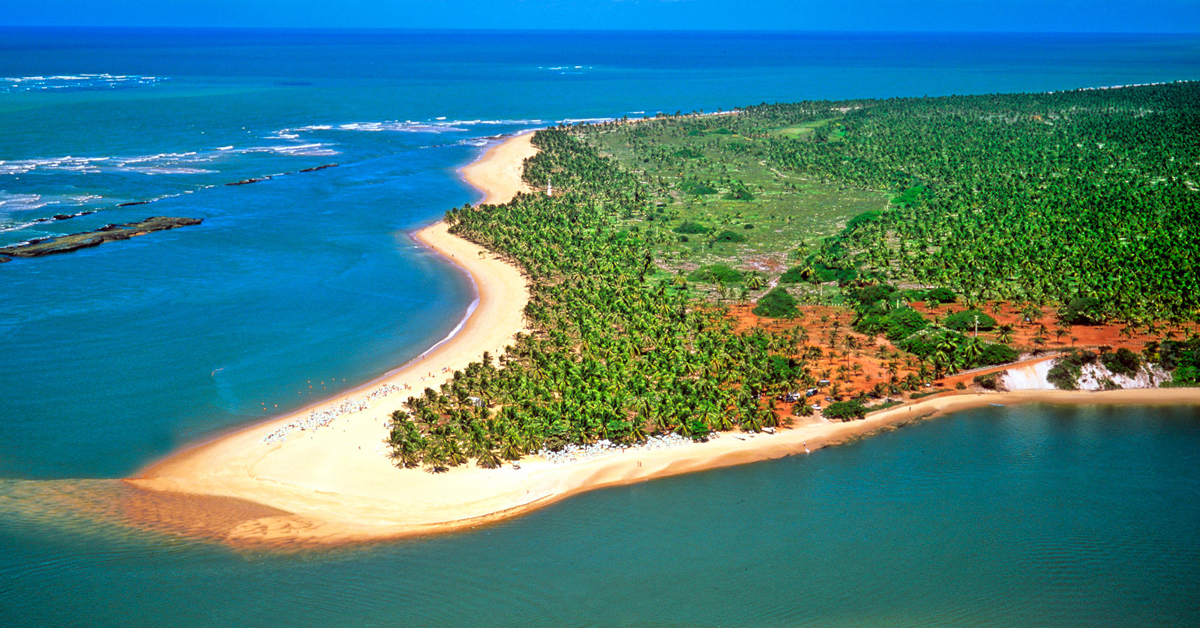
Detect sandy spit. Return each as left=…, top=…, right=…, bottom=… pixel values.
left=123, top=133, right=537, bottom=546
left=123, top=132, right=1200, bottom=548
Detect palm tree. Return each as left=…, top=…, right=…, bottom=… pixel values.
left=962, top=336, right=985, bottom=368
left=672, top=270, right=688, bottom=290
left=746, top=273, right=764, bottom=291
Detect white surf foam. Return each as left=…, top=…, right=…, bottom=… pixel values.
left=278, top=118, right=547, bottom=138
left=0, top=73, right=165, bottom=93
left=239, top=143, right=340, bottom=157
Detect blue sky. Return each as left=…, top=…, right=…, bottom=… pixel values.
left=3, top=0, right=1198, bottom=32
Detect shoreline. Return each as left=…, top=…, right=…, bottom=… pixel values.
left=123, top=132, right=538, bottom=545
left=123, top=131, right=1200, bottom=548
left=127, top=384, right=1200, bottom=547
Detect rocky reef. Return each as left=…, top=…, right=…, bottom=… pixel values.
left=0, top=216, right=202, bottom=259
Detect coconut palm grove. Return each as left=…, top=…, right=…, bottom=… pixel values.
left=387, top=82, right=1200, bottom=471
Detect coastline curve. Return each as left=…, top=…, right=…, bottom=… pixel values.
left=121, top=131, right=1200, bottom=548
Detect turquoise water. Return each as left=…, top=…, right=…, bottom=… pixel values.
left=2, top=29, right=1199, bottom=626
left=2, top=405, right=1198, bottom=627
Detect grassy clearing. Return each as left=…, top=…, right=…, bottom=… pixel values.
left=586, top=120, right=887, bottom=302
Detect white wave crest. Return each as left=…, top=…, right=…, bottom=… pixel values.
left=0, top=193, right=48, bottom=212
left=279, top=118, right=547, bottom=137
left=559, top=117, right=617, bottom=125
left=239, top=143, right=340, bottom=157
left=123, top=167, right=216, bottom=175
left=1, top=149, right=223, bottom=176
left=0, top=73, right=165, bottom=94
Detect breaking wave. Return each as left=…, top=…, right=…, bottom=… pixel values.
left=239, top=143, right=340, bottom=157
left=0, top=151, right=216, bottom=176
left=0, top=142, right=340, bottom=176
left=0, top=74, right=165, bottom=94
left=279, top=118, right=547, bottom=137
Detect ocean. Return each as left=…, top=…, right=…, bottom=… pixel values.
left=1, top=29, right=1198, bottom=626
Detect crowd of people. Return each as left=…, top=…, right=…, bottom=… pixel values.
left=260, top=381, right=408, bottom=445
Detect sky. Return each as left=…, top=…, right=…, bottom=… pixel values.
left=1, top=0, right=1198, bottom=32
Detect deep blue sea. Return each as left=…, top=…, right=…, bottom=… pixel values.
left=1, top=29, right=1198, bottom=627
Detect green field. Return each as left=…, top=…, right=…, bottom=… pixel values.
left=585, top=118, right=887, bottom=300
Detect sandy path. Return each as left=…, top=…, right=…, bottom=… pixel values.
left=123, top=131, right=1200, bottom=548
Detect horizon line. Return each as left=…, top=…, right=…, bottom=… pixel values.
left=2, top=25, right=1199, bottom=36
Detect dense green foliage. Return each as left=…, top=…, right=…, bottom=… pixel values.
left=822, top=400, right=867, bottom=421
left=1046, top=350, right=1098, bottom=390
left=923, top=288, right=957, bottom=305
left=973, top=372, right=1002, bottom=391
left=942, top=310, right=997, bottom=333
left=1148, top=337, right=1200, bottom=386
left=386, top=83, right=1200, bottom=471
left=388, top=129, right=807, bottom=471
left=777, top=266, right=809, bottom=284
left=722, top=181, right=755, bottom=201
left=977, top=343, right=1019, bottom=366
left=884, top=309, right=930, bottom=341
left=679, top=180, right=717, bottom=195
left=688, top=264, right=743, bottom=285
left=806, top=261, right=858, bottom=284
left=843, top=281, right=1016, bottom=375
left=674, top=220, right=710, bottom=234
left=753, top=84, right=1200, bottom=323
left=1059, top=296, right=1107, bottom=325
left=712, top=230, right=747, bottom=244
left=591, top=84, right=1198, bottom=324
left=1100, top=347, right=1142, bottom=377
left=890, top=184, right=929, bottom=208
left=751, top=287, right=799, bottom=318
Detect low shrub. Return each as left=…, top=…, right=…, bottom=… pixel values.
left=688, top=264, right=744, bottom=285
left=1101, top=347, right=1141, bottom=377
left=823, top=400, right=867, bottom=421
left=1046, top=350, right=1098, bottom=390
left=943, top=309, right=997, bottom=332
left=1060, top=296, right=1106, bottom=325
left=847, top=283, right=900, bottom=308
left=845, top=210, right=882, bottom=231
left=975, top=343, right=1018, bottom=367
left=722, top=181, right=755, bottom=200
left=924, top=287, right=957, bottom=304
left=778, top=266, right=809, bottom=283
left=807, top=261, right=858, bottom=284
left=674, top=220, right=710, bottom=234
left=679, top=180, right=717, bottom=195
left=884, top=308, right=929, bottom=341
left=713, top=230, right=748, bottom=243
left=752, top=287, right=799, bottom=318
left=973, top=372, right=1003, bottom=390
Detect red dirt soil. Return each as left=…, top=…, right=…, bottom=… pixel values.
left=726, top=299, right=1193, bottom=416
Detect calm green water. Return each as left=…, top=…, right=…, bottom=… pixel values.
left=2, top=404, right=1197, bottom=627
